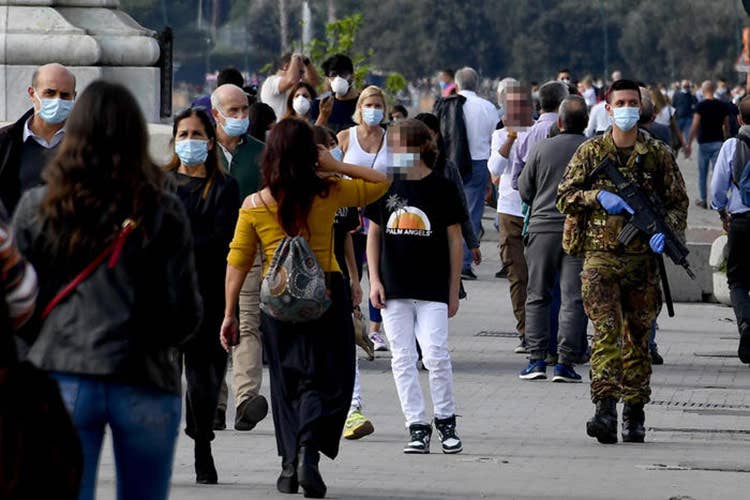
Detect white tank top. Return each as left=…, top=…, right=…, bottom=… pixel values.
left=342, top=126, right=389, bottom=173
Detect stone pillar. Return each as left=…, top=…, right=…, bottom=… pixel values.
left=0, top=0, right=162, bottom=122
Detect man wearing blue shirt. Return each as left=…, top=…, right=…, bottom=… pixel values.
left=710, top=95, right=750, bottom=364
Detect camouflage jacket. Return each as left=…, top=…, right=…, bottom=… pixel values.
left=556, top=130, right=688, bottom=255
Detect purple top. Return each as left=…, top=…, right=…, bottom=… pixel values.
left=510, top=112, right=558, bottom=190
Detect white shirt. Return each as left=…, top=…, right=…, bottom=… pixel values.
left=584, top=100, right=611, bottom=138
left=259, top=75, right=289, bottom=122
left=218, top=143, right=233, bottom=168
left=487, top=128, right=525, bottom=217
left=23, top=116, right=65, bottom=149
left=458, top=90, right=499, bottom=160
left=654, top=106, right=675, bottom=127
left=583, top=87, right=597, bottom=108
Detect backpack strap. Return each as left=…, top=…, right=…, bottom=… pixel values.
left=732, top=135, right=750, bottom=187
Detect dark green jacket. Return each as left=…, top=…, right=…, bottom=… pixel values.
left=219, top=134, right=264, bottom=199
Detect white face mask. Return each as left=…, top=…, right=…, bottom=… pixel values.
left=292, top=95, right=311, bottom=116
left=331, top=76, right=350, bottom=96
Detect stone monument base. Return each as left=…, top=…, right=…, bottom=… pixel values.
left=0, top=65, right=160, bottom=123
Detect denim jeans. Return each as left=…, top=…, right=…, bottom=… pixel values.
left=52, top=373, right=181, bottom=500
left=697, top=142, right=722, bottom=202
left=462, top=159, right=490, bottom=270
left=677, top=116, right=692, bottom=146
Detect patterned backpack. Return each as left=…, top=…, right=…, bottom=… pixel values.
left=260, top=235, right=331, bottom=323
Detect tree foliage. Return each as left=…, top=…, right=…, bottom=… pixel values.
left=121, top=0, right=748, bottom=84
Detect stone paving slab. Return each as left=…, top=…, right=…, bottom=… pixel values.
left=91, top=154, right=749, bottom=499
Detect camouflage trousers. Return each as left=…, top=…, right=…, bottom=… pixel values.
left=581, top=252, right=661, bottom=404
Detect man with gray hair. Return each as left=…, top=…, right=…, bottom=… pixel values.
left=454, top=66, right=498, bottom=279
left=517, top=95, right=589, bottom=382
left=0, top=63, right=76, bottom=213
left=209, top=83, right=269, bottom=432
left=510, top=80, right=569, bottom=190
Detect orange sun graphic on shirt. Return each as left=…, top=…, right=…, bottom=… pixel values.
left=386, top=207, right=431, bottom=231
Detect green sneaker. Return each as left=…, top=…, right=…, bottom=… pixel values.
left=343, top=409, right=374, bottom=440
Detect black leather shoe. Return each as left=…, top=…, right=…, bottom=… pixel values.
left=277, top=462, right=299, bottom=494
left=234, top=394, right=269, bottom=431
left=622, top=402, right=646, bottom=443
left=461, top=268, right=478, bottom=280
left=586, top=398, right=618, bottom=444
left=212, top=408, right=226, bottom=430
left=195, top=441, right=218, bottom=484
left=297, top=445, right=326, bottom=498
left=739, top=327, right=750, bottom=364
left=650, top=346, right=664, bottom=365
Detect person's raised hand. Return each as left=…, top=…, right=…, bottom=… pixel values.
left=317, top=144, right=339, bottom=172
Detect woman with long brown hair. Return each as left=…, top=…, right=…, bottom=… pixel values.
left=220, top=118, right=389, bottom=498
left=12, top=80, right=202, bottom=500
left=283, top=82, right=317, bottom=120
left=166, top=107, right=240, bottom=484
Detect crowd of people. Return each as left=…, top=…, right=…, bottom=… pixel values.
left=1, top=55, right=749, bottom=500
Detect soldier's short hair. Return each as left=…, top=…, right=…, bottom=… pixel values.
left=608, top=79, right=641, bottom=102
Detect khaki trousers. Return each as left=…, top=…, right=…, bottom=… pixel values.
left=498, top=213, right=527, bottom=337
left=217, top=255, right=263, bottom=410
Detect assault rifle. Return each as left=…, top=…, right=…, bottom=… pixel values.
left=590, top=157, right=695, bottom=317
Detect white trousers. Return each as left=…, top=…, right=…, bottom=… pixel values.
left=381, top=299, right=456, bottom=426
left=349, top=354, right=362, bottom=414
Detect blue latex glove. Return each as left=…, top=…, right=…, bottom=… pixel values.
left=649, top=233, right=665, bottom=254
left=596, top=190, right=634, bottom=215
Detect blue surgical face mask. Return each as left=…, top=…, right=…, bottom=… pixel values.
left=330, top=146, right=343, bottom=162
left=219, top=112, right=249, bottom=137
left=362, top=107, right=383, bottom=126
left=34, top=91, right=74, bottom=125
left=439, top=81, right=448, bottom=91
left=392, top=152, right=419, bottom=168
left=175, top=139, right=209, bottom=167
left=612, top=106, right=640, bottom=132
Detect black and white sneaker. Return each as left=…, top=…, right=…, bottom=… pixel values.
left=434, top=415, right=463, bottom=454
left=403, top=423, right=432, bottom=454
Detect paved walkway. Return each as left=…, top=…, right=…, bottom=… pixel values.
left=93, top=154, right=748, bottom=499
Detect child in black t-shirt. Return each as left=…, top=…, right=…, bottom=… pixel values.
left=365, top=119, right=465, bottom=454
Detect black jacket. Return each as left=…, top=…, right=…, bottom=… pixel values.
left=0, top=109, right=35, bottom=214
left=12, top=187, right=203, bottom=394
left=433, top=95, right=473, bottom=180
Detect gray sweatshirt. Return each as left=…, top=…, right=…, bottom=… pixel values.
left=517, top=132, right=587, bottom=233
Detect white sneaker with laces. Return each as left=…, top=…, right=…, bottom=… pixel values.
left=369, top=331, right=389, bottom=352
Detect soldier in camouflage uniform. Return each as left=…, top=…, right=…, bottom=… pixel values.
left=556, top=80, right=688, bottom=444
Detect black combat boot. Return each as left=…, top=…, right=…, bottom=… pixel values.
left=621, top=402, right=646, bottom=443
left=586, top=397, right=618, bottom=444
left=297, top=445, right=326, bottom=498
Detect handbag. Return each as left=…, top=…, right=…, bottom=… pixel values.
left=42, top=219, right=137, bottom=319
left=260, top=235, right=332, bottom=323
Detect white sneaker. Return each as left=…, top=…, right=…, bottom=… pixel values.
left=369, top=331, right=389, bottom=351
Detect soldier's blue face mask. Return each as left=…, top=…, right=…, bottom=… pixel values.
left=612, top=106, right=640, bottom=132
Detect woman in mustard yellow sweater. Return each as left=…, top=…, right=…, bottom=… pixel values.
left=220, top=118, right=389, bottom=498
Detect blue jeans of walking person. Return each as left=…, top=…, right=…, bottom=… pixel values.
left=52, top=374, right=181, bottom=500
left=462, top=159, right=490, bottom=271
left=677, top=117, right=692, bottom=147
left=697, top=142, right=722, bottom=202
